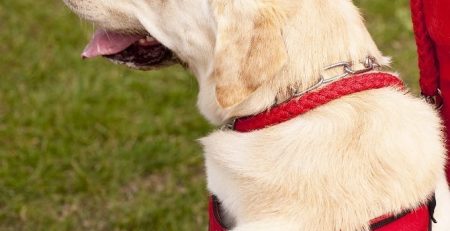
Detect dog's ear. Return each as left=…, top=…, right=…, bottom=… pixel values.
left=211, top=1, right=288, bottom=108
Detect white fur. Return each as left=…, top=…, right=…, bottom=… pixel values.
left=202, top=88, right=448, bottom=230
left=63, top=0, right=450, bottom=230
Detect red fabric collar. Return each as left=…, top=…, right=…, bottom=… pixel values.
left=231, top=72, right=404, bottom=132
left=209, top=195, right=433, bottom=231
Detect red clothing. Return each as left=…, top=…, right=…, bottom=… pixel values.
left=411, top=0, right=450, bottom=183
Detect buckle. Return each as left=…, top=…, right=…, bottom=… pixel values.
left=422, top=89, right=443, bottom=110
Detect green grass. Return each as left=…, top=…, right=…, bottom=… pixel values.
left=0, top=0, right=419, bottom=230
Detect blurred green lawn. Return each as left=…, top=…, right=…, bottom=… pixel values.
left=0, top=0, right=419, bottom=230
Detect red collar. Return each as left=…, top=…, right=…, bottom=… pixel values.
left=229, top=72, right=404, bottom=132
left=209, top=195, right=436, bottom=231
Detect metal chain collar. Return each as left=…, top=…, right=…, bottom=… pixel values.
left=292, top=56, right=381, bottom=98
left=221, top=56, right=381, bottom=130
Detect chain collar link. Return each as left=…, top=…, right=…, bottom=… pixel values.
left=292, top=56, right=381, bottom=98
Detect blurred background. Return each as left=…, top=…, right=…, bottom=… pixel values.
left=0, top=0, right=419, bottom=230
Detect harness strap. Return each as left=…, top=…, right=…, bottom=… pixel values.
left=209, top=195, right=230, bottom=231
left=369, top=195, right=436, bottom=231
left=209, top=195, right=437, bottom=231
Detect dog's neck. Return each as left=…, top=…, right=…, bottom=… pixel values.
left=189, top=0, right=389, bottom=125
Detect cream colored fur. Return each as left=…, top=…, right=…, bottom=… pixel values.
left=203, top=88, right=449, bottom=230
left=63, top=0, right=450, bottom=230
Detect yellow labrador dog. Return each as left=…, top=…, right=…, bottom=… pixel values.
left=63, top=0, right=450, bottom=230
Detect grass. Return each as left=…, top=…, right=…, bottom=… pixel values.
left=0, top=0, right=418, bottom=230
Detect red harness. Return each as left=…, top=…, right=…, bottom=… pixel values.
left=209, top=73, right=436, bottom=230
left=209, top=195, right=435, bottom=231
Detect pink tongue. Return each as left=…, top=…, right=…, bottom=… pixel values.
left=82, top=30, right=142, bottom=58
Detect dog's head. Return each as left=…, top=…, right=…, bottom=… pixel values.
left=63, top=0, right=385, bottom=123
left=63, top=0, right=291, bottom=122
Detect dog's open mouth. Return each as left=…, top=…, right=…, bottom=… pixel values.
left=82, top=29, right=176, bottom=70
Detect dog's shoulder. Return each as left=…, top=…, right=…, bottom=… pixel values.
left=201, top=86, right=445, bottom=230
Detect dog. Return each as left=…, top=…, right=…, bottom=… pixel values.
left=62, top=0, right=450, bottom=230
